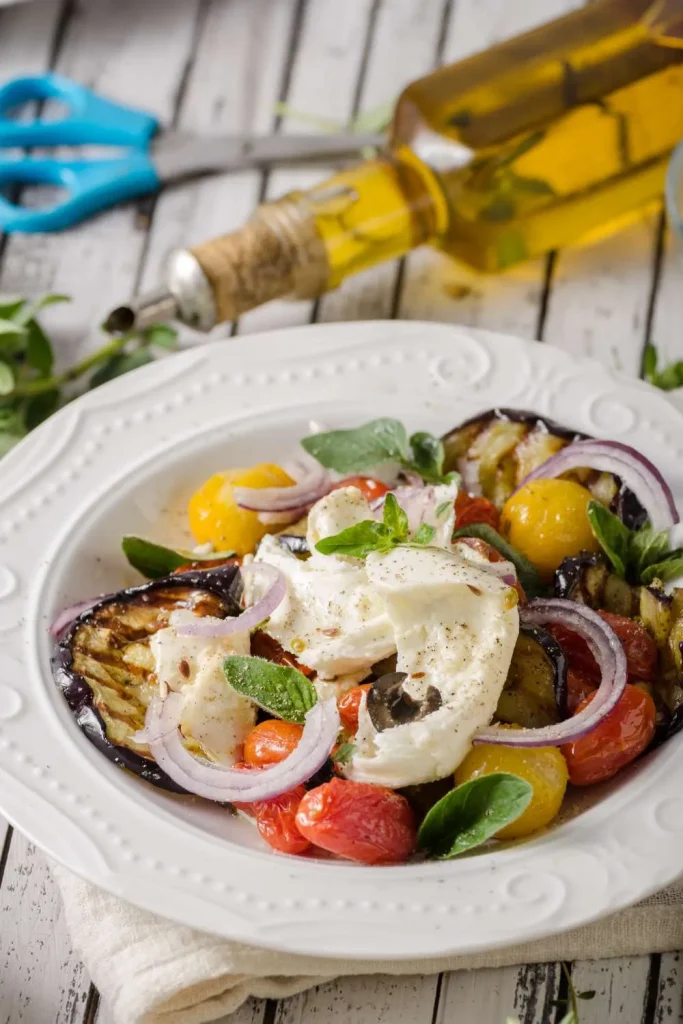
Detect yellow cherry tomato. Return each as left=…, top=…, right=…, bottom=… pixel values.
left=455, top=739, right=568, bottom=840
left=500, top=478, right=600, bottom=581
left=188, top=463, right=294, bottom=556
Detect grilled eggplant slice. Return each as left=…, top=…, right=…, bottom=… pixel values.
left=496, top=624, right=568, bottom=728
left=53, top=564, right=242, bottom=791
left=442, top=408, right=645, bottom=525
left=554, top=552, right=638, bottom=616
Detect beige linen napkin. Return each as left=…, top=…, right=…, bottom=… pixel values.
left=52, top=863, right=683, bottom=1024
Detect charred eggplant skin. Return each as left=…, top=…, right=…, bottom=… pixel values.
left=445, top=408, right=586, bottom=446
left=52, top=564, right=242, bottom=792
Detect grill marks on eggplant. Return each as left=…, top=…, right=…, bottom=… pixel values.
left=53, top=565, right=242, bottom=791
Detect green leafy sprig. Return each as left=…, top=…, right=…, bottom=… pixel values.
left=122, top=536, right=236, bottom=579
left=643, top=343, right=683, bottom=392
left=0, top=293, right=177, bottom=459
left=223, top=656, right=317, bottom=725
left=301, top=417, right=454, bottom=484
left=315, top=492, right=435, bottom=559
left=587, top=501, right=683, bottom=585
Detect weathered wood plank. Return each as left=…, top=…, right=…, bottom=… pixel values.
left=274, top=975, right=439, bottom=1024
left=0, top=834, right=91, bottom=1024
left=654, top=953, right=683, bottom=1024
left=238, top=0, right=377, bottom=336
left=139, top=0, right=301, bottom=323
left=647, top=222, right=679, bottom=371
left=397, top=0, right=582, bottom=338
left=570, top=957, right=651, bottom=1024
left=434, top=963, right=560, bottom=1024
left=0, top=0, right=62, bottom=78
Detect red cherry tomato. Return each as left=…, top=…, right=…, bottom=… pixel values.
left=562, top=684, right=656, bottom=786
left=331, top=476, right=391, bottom=503
left=566, top=668, right=597, bottom=715
left=337, top=684, right=372, bottom=732
left=548, top=613, right=657, bottom=683
left=295, top=778, right=416, bottom=864
left=250, top=629, right=314, bottom=677
left=236, top=783, right=310, bottom=855
left=243, top=720, right=304, bottom=767
left=454, top=491, right=500, bottom=532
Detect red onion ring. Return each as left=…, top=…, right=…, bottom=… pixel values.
left=234, top=450, right=331, bottom=513
left=141, top=691, right=339, bottom=802
left=516, top=440, right=678, bottom=531
left=50, top=597, right=100, bottom=636
left=257, top=504, right=314, bottom=526
left=475, top=598, right=627, bottom=747
left=175, top=563, right=285, bottom=638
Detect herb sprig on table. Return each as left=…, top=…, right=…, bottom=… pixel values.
left=0, top=292, right=177, bottom=458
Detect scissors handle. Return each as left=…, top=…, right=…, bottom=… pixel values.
left=0, top=73, right=158, bottom=149
left=0, top=155, right=160, bottom=233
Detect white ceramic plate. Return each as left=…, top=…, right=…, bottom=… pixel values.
left=2, top=320, right=683, bottom=959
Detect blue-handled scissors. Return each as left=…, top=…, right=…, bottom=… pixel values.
left=0, top=73, right=385, bottom=234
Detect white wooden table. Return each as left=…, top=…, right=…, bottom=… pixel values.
left=1, top=0, right=682, bottom=1021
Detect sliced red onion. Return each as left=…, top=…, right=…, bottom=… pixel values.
left=175, top=563, right=285, bottom=638
left=475, top=598, right=627, bottom=747
left=141, top=691, right=339, bottom=802
left=373, top=485, right=437, bottom=535
left=516, top=439, right=678, bottom=531
left=257, top=504, right=314, bottom=526
left=234, top=450, right=331, bottom=513
left=50, top=597, right=100, bottom=636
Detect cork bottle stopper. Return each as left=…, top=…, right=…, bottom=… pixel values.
left=190, top=195, right=329, bottom=323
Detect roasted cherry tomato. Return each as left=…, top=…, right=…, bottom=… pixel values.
left=295, top=778, right=416, bottom=864
left=562, top=684, right=656, bottom=786
left=547, top=613, right=657, bottom=684
left=331, top=476, right=390, bottom=503
left=454, top=491, right=500, bottom=532
left=250, top=630, right=314, bottom=676
left=455, top=737, right=568, bottom=839
left=566, top=668, right=597, bottom=715
left=337, top=684, right=372, bottom=732
left=188, top=463, right=294, bottom=556
left=243, top=720, right=304, bottom=767
left=236, top=783, right=310, bottom=855
left=500, top=479, right=600, bottom=580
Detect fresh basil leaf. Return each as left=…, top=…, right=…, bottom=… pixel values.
left=417, top=773, right=533, bottom=858
left=0, top=299, right=26, bottom=322
left=641, top=554, right=683, bottom=586
left=331, top=741, right=355, bottom=765
left=223, top=655, right=317, bottom=724
left=0, top=317, right=26, bottom=339
left=629, top=525, right=671, bottom=577
left=413, top=523, right=436, bottom=546
left=301, top=418, right=410, bottom=473
left=315, top=520, right=394, bottom=559
left=25, top=320, right=54, bottom=375
left=408, top=431, right=445, bottom=483
left=382, top=492, right=409, bottom=539
left=14, top=293, right=69, bottom=327
left=587, top=501, right=630, bottom=578
left=122, top=535, right=235, bottom=579
left=0, top=360, right=15, bottom=396
left=643, top=343, right=658, bottom=383
left=451, top=523, right=545, bottom=597
left=143, top=322, right=179, bottom=349
left=24, top=389, right=59, bottom=430
left=90, top=348, right=154, bottom=389
left=643, top=342, right=683, bottom=391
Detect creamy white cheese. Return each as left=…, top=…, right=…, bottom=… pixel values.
left=346, top=545, right=519, bottom=787
left=149, top=610, right=255, bottom=765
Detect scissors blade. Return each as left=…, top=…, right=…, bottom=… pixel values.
left=151, top=131, right=385, bottom=183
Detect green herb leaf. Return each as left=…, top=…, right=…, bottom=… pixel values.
left=122, top=535, right=235, bottom=579
left=0, top=360, right=15, bottom=396
left=331, top=741, right=355, bottom=765
left=417, top=773, right=533, bottom=858
left=412, top=523, right=436, bottom=546
left=586, top=501, right=631, bottom=578
left=382, top=492, right=409, bottom=538
left=641, top=554, right=683, bottom=586
left=25, top=320, right=54, bottom=375
left=643, top=342, right=683, bottom=391
left=408, top=431, right=445, bottom=483
left=14, top=292, right=69, bottom=327
left=24, top=389, right=59, bottom=430
left=143, top=323, right=179, bottom=349
left=301, top=418, right=410, bottom=474
left=223, top=655, right=317, bottom=724
left=315, top=519, right=395, bottom=559
left=0, top=317, right=26, bottom=339
left=643, top=343, right=658, bottom=382
left=90, top=348, right=154, bottom=388
left=0, top=298, right=26, bottom=321
left=629, top=524, right=671, bottom=578
left=451, top=523, right=545, bottom=597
